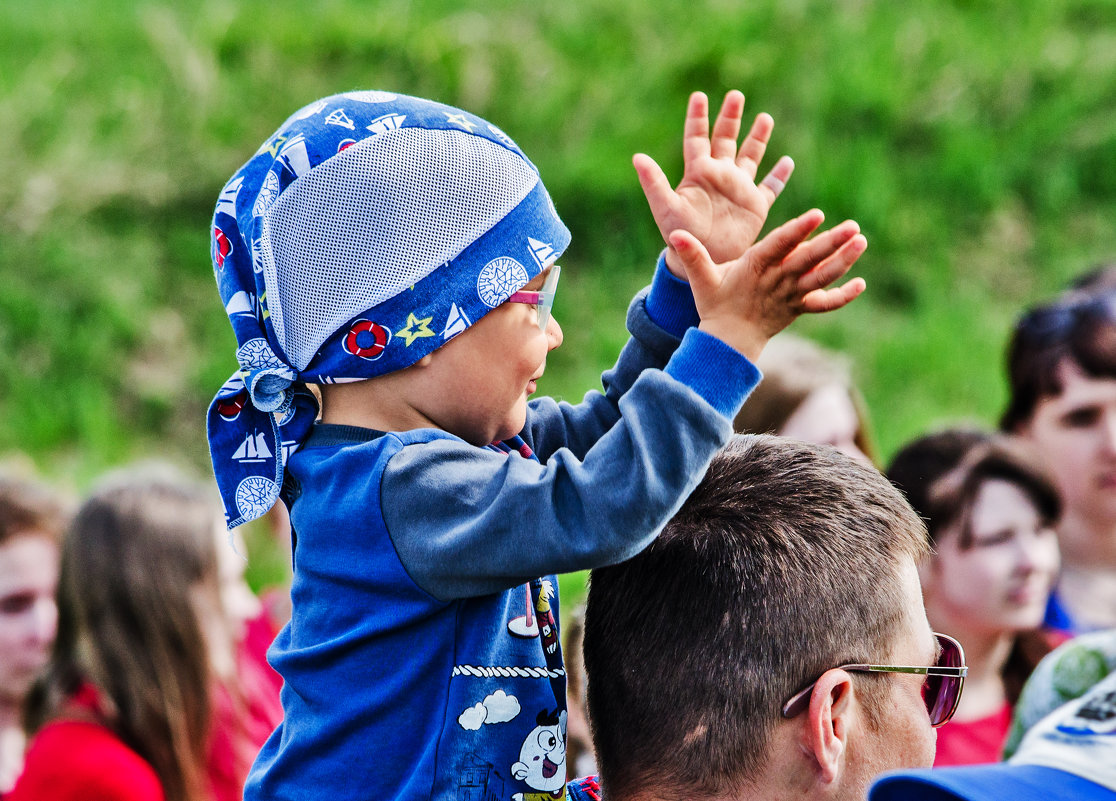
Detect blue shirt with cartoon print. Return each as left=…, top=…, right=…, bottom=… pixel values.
left=243, top=259, right=761, bottom=801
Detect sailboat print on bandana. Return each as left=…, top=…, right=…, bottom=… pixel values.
left=232, top=430, right=273, bottom=464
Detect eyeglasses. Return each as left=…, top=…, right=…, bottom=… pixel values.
left=508, top=264, right=561, bottom=331
left=780, top=632, right=967, bottom=728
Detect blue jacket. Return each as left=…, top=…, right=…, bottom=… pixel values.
left=244, top=260, right=761, bottom=800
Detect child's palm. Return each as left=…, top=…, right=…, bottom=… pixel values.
left=636, top=91, right=794, bottom=271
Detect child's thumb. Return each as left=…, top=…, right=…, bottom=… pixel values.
left=667, top=230, right=717, bottom=296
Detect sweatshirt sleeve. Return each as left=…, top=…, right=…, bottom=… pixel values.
left=382, top=325, right=760, bottom=600
left=522, top=253, right=714, bottom=461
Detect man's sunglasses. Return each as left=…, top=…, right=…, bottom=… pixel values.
left=508, top=264, right=561, bottom=331
left=780, top=632, right=967, bottom=728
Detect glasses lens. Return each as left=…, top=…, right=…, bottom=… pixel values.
left=536, top=264, right=561, bottom=331
left=925, top=634, right=964, bottom=727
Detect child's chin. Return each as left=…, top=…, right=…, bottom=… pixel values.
left=496, top=415, right=528, bottom=442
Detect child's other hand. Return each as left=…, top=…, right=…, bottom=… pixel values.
left=669, top=210, right=867, bottom=362
left=635, top=90, right=793, bottom=280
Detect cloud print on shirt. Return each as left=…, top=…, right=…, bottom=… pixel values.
left=458, top=689, right=522, bottom=730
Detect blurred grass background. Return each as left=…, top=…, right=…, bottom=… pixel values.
left=3, top=0, right=1116, bottom=598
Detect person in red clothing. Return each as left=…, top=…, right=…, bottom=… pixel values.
left=887, top=429, right=1066, bottom=766
left=204, top=525, right=283, bottom=801
left=10, top=466, right=280, bottom=801
left=0, top=474, right=67, bottom=795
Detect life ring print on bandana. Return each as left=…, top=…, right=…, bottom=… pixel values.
left=477, top=257, right=529, bottom=308
left=343, top=319, right=392, bottom=360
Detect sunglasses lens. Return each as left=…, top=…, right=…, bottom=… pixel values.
left=925, top=634, right=964, bottom=727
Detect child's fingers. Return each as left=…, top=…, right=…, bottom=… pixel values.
left=710, top=90, right=746, bottom=160
left=801, top=277, right=867, bottom=314
left=735, top=113, right=774, bottom=179
left=758, top=155, right=794, bottom=204
left=667, top=229, right=717, bottom=294
left=633, top=153, right=677, bottom=217
left=748, top=209, right=826, bottom=267
left=778, top=220, right=861, bottom=280
left=682, top=91, right=711, bottom=164
left=796, top=233, right=868, bottom=293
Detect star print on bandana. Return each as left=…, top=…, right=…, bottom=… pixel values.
left=444, top=112, right=477, bottom=132
left=397, top=312, right=436, bottom=346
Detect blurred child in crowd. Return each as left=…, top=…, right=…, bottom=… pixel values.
left=887, top=429, right=1064, bottom=765
left=1002, top=279, right=1116, bottom=632
left=733, top=332, right=876, bottom=464
left=0, top=475, right=66, bottom=794
left=9, top=467, right=280, bottom=801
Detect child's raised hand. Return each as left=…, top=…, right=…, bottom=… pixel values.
left=668, top=210, right=867, bottom=362
left=635, top=90, right=793, bottom=279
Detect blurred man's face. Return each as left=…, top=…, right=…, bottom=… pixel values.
left=0, top=534, right=59, bottom=704
left=1020, top=359, right=1116, bottom=543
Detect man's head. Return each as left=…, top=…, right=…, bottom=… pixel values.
left=0, top=475, right=66, bottom=706
left=583, top=435, right=935, bottom=801
left=1001, top=289, right=1116, bottom=537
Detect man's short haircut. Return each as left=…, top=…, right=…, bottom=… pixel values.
left=1001, top=287, right=1116, bottom=431
left=583, top=434, right=929, bottom=800
left=0, top=473, right=67, bottom=546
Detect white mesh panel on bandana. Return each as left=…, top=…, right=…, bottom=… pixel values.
left=259, top=127, right=539, bottom=371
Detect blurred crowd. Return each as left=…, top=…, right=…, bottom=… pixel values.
left=3, top=267, right=1116, bottom=800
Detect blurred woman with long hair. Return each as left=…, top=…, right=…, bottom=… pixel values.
left=9, top=468, right=279, bottom=801
left=887, top=429, right=1065, bottom=765
left=733, top=333, right=876, bottom=464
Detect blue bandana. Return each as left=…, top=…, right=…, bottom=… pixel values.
left=207, top=91, right=571, bottom=528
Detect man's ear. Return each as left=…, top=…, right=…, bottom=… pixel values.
left=801, top=669, right=856, bottom=784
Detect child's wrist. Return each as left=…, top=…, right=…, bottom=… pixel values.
left=697, top=319, right=767, bottom=363
left=646, top=253, right=700, bottom=335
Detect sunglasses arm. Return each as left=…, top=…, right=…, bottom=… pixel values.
left=780, top=663, right=967, bottom=720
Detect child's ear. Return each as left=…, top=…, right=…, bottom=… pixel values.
left=415, top=353, right=434, bottom=368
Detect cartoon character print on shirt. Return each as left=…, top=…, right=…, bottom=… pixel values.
left=507, top=580, right=557, bottom=656
left=510, top=708, right=568, bottom=801
left=535, top=580, right=558, bottom=657
left=508, top=584, right=540, bottom=639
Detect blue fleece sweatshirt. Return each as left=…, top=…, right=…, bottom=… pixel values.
left=243, top=258, right=761, bottom=801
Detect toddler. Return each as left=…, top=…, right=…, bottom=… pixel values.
left=206, top=89, right=866, bottom=800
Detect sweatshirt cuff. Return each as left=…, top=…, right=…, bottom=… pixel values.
left=664, top=328, right=762, bottom=419
left=644, top=251, right=699, bottom=337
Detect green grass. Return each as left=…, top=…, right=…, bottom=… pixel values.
left=3, top=0, right=1116, bottom=600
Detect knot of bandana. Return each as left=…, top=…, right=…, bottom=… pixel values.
left=206, top=90, right=570, bottom=528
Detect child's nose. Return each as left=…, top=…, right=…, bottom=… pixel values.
left=546, top=316, right=563, bottom=349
